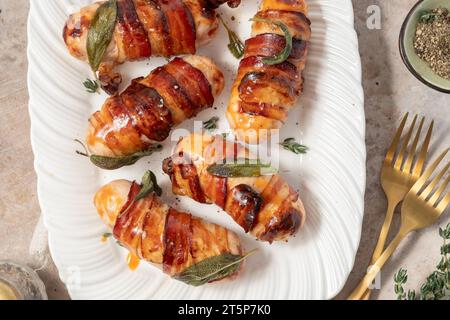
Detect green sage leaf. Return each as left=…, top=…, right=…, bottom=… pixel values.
left=120, top=170, right=163, bottom=215
left=251, top=17, right=293, bottom=65
left=135, top=170, right=162, bottom=202
left=90, top=145, right=163, bottom=170
left=207, top=158, right=278, bottom=178
left=174, top=249, right=257, bottom=286
left=87, top=0, right=118, bottom=72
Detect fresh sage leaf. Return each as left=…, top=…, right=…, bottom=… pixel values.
left=218, top=15, right=244, bottom=59
left=174, top=249, right=257, bottom=286
left=90, top=145, right=163, bottom=170
left=135, top=170, right=163, bottom=202
left=87, top=0, right=118, bottom=72
left=120, top=170, right=163, bottom=216
left=203, top=117, right=220, bottom=131
left=207, top=158, right=278, bottom=177
left=251, top=17, right=293, bottom=65
left=280, top=138, right=308, bottom=155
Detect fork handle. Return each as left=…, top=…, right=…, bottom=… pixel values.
left=370, top=200, right=399, bottom=264
left=360, top=200, right=399, bottom=300
left=347, top=230, right=408, bottom=300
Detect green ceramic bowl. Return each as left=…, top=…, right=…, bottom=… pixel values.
left=399, top=0, right=450, bottom=93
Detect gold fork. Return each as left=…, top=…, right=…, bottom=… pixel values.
left=359, top=113, right=433, bottom=300
left=348, top=147, right=450, bottom=300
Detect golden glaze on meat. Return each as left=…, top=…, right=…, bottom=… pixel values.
left=163, top=133, right=306, bottom=243
left=63, top=0, right=239, bottom=94
left=86, top=55, right=224, bottom=157
left=94, top=179, right=242, bottom=278
left=226, top=0, right=311, bottom=142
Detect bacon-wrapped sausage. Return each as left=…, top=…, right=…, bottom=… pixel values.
left=163, top=133, right=306, bottom=243
left=64, top=0, right=240, bottom=94
left=226, top=0, right=311, bottom=142
left=94, top=178, right=243, bottom=283
left=87, top=55, right=224, bottom=158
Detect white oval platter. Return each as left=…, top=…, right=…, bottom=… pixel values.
left=27, top=0, right=365, bottom=299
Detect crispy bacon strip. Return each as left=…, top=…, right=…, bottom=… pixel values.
left=227, top=184, right=262, bottom=233
left=63, top=0, right=240, bottom=94
left=166, top=58, right=215, bottom=108
left=226, top=0, right=311, bottom=141
left=121, top=80, right=173, bottom=142
left=207, top=0, right=241, bottom=9
left=162, top=209, right=193, bottom=275
left=244, top=33, right=309, bottom=63
left=94, top=180, right=242, bottom=279
left=87, top=56, right=224, bottom=158
left=116, top=0, right=152, bottom=60
left=157, top=0, right=196, bottom=56
left=163, top=134, right=306, bottom=243
left=254, top=9, right=311, bottom=41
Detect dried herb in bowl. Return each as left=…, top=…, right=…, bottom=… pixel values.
left=414, top=8, right=450, bottom=80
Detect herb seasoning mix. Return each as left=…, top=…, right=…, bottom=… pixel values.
left=414, top=8, right=450, bottom=80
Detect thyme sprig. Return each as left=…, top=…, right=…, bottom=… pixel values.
left=83, top=79, right=100, bottom=94
left=394, top=221, right=450, bottom=300
left=217, top=15, right=244, bottom=59
left=280, top=138, right=308, bottom=155
left=203, top=117, right=220, bottom=131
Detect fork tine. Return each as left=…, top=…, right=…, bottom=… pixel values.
left=412, top=120, right=434, bottom=177
left=436, top=189, right=450, bottom=212
left=385, top=113, right=409, bottom=165
left=419, top=161, right=450, bottom=200
left=403, top=117, right=424, bottom=173
left=429, top=175, right=450, bottom=206
left=394, top=115, right=418, bottom=170
left=411, top=148, right=449, bottom=194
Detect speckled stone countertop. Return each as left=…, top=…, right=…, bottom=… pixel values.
left=0, top=0, right=448, bottom=300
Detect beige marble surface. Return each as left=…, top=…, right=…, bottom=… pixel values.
left=0, top=0, right=448, bottom=300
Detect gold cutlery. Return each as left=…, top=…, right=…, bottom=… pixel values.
left=349, top=147, right=450, bottom=300
left=360, top=113, right=433, bottom=300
